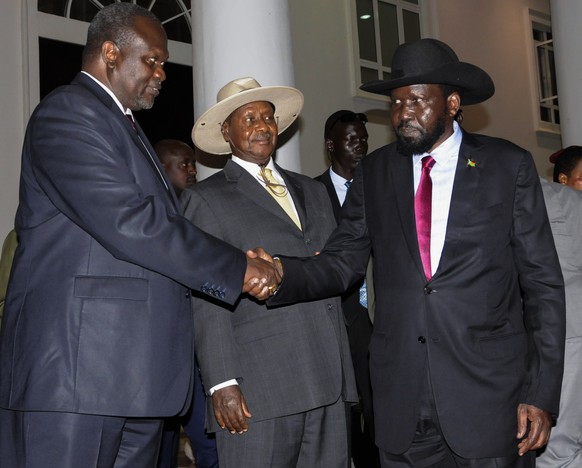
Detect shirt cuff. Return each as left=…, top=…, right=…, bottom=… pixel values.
left=208, top=379, right=238, bottom=395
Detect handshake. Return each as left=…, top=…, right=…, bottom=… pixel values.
left=242, top=248, right=284, bottom=300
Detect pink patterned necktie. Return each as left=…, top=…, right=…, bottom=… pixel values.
left=415, top=156, right=436, bottom=281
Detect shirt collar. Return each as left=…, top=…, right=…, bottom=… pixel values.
left=231, top=155, right=276, bottom=173
left=329, top=167, right=350, bottom=185
left=81, top=71, right=134, bottom=118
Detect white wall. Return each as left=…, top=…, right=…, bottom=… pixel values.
left=288, top=0, right=393, bottom=178
left=0, top=3, right=25, bottom=241
left=288, top=0, right=560, bottom=178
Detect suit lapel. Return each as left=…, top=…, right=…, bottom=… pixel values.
left=389, top=152, right=427, bottom=280
left=433, top=132, right=483, bottom=278
left=277, top=163, right=307, bottom=231
left=222, top=160, right=304, bottom=232
left=133, top=119, right=179, bottom=206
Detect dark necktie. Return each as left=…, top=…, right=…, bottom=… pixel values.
left=415, top=156, right=436, bottom=281
left=125, top=113, right=137, bottom=132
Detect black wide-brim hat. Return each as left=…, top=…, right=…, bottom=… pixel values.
left=360, top=38, right=495, bottom=105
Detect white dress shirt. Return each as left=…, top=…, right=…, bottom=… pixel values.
left=412, top=120, right=462, bottom=277
left=329, top=167, right=351, bottom=206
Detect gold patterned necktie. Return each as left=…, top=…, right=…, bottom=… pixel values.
left=258, top=166, right=302, bottom=230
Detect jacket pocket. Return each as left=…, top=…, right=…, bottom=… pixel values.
left=477, top=332, right=526, bottom=360
left=74, top=276, right=148, bottom=301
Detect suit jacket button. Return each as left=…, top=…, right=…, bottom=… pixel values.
left=418, top=336, right=426, bottom=344
left=185, top=291, right=191, bottom=298
left=424, top=287, right=435, bottom=294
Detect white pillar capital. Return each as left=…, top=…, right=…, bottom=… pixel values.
left=191, top=0, right=301, bottom=179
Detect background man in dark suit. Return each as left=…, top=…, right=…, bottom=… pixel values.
left=316, top=109, right=379, bottom=467
left=264, top=39, right=565, bottom=467
left=155, top=138, right=198, bottom=197
left=0, top=5, right=277, bottom=467
left=182, top=77, right=357, bottom=468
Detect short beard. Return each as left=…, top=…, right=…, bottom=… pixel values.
left=395, top=114, right=447, bottom=157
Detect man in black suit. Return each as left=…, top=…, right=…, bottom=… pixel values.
left=263, top=39, right=565, bottom=467
left=0, top=5, right=277, bottom=467
left=316, top=110, right=379, bottom=467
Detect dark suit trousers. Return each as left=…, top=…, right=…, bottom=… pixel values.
left=215, top=396, right=349, bottom=468
left=379, top=372, right=535, bottom=468
left=0, top=408, right=163, bottom=468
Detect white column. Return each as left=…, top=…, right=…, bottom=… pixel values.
left=191, top=0, right=301, bottom=180
left=550, top=0, right=582, bottom=147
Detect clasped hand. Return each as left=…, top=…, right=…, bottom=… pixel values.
left=242, top=248, right=283, bottom=300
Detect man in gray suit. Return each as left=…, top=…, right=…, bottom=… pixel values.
left=0, top=5, right=277, bottom=467
left=537, top=178, right=582, bottom=467
left=182, top=77, right=357, bottom=468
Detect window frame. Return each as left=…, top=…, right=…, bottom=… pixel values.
left=349, top=0, right=421, bottom=101
left=527, top=9, right=560, bottom=135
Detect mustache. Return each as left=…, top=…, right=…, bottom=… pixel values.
left=396, top=121, right=420, bottom=131
left=254, top=132, right=272, bottom=141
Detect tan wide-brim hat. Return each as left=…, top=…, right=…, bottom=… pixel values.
left=192, top=77, right=304, bottom=155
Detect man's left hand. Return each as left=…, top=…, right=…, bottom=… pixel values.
left=516, top=403, right=552, bottom=456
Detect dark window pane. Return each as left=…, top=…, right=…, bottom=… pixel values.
left=161, top=13, right=191, bottom=43
left=378, top=2, right=398, bottom=66
left=69, top=1, right=99, bottom=23
left=403, top=0, right=419, bottom=4
left=540, top=106, right=549, bottom=122
left=361, top=67, right=380, bottom=85
left=39, top=37, right=82, bottom=100
left=152, top=0, right=192, bottom=43
left=403, top=10, right=421, bottom=42
left=357, top=0, right=377, bottom=62
left=382, top=71, right=392, bottom=81
left=38, top=0, right=192, bottom=44
left=38, top=0, right=67, bottom=15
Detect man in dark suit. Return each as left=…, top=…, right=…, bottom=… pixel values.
left=155, top=138, right=198, bottom=197
left=0, top=5, right=277, bottom=467
left=316, top=110, right=379, bottom=467
left=264, top=39, right=566, bottom=467
left=182, top=77, right=357, bottom=468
